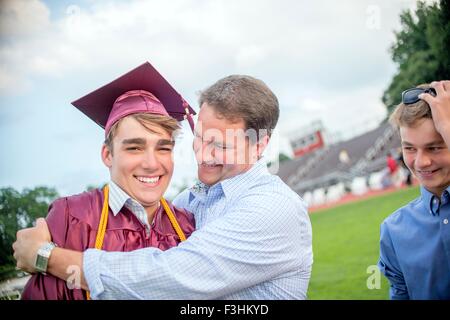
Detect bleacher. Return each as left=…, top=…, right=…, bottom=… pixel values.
left=277, top=122, right=402, bottom=205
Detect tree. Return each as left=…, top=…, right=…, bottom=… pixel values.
left=278, top=153, right=292, bottom=163
left=0, top=186, right=58, bottom=278
left=86, top=183, right=107, bottom=192
left=267, top=152, right=292, bottom=168
left=383, top=0, right=450, bottom=113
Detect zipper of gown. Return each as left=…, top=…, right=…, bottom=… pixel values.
left=131, top=213, right=152, bottom=245
left=147, top=204, right=161, bottom=246
left=146, top=209, right=158, bottom=246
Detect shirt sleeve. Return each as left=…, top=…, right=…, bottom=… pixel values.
left=378, top=221, right=410, bottom=300
left=83, top=190, right=312, bottom=300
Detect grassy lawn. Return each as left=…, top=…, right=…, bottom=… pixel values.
left=307, top=186, right=420, bottom=300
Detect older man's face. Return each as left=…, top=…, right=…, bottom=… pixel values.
left=193, top=103, right=262, bottom=186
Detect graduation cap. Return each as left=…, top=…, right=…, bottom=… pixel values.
left=71, top=62, right=196, bottom=135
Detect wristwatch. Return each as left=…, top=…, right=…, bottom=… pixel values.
left=35, top=242, right=57, bottom=274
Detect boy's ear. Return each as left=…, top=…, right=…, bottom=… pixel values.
left=101, top=144, right=113, bottom=168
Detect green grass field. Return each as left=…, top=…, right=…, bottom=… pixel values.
left=307, top=186, right=420, bottom=300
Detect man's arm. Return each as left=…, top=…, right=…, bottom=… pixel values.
left=82, top=190, right=311, bottom=299
left=18, top=196, right=92, bottom=299
left=378, top=221, right=409, bottom=300
left=13, top=218, right=89, bottom=291
left=420, top=80, right=450, bottom=148
left=15, top=190, right=311, bottom=299
left=48, top=248, right=87, bottom=290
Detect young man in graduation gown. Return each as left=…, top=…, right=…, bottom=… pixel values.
left=20, top=62, right=196, bottom=299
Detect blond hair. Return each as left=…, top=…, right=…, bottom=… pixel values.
left=104, top=113, right=180, bottom=154
left=389, top=83, right=433, bottom=128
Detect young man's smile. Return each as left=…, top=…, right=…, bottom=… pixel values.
left=400, top=118, right=450, bottom=196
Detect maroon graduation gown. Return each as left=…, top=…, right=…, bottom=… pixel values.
left=21, top=188, right=195, bottom=300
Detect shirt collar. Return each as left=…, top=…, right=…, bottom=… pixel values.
left=420, top=185, right=450, bottom=216
left=108, top=180, right=144, bottom=216
left=189, top=158, right=269, bottom=201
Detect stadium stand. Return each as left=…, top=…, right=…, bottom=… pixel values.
left=277, top=122, right=402, bottom=203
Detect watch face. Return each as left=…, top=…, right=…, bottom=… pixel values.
left=35, top=242, right=56, bottom=273
left=35, top=253, right=48, bottom=272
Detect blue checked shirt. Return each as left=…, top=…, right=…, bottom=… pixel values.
left=378, top=186, right=450, bottom=299
left=83, top=159, right=313, bottom=299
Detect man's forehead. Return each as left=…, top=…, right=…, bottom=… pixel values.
left=196, top=127, right=250, bottom=141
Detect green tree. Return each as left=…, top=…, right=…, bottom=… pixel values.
left=383, top=0, right=450, bottom=113
left=267, top=152, right=292, bottom=167
left=0, top=186, right=58, bottom=278
left=86, top=183, right=107, bottom=192
left=278, top=152, right=292, bottom=163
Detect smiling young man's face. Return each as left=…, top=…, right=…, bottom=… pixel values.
left=102, top=116, right=174, bottom=214
left=400, top=118, right=450, bottom=196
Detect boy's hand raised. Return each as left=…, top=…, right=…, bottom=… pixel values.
left=420, top=80, right=450, bottom=148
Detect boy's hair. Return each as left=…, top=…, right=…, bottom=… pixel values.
left=389, top=83, right=432, bottom=128
left=104, top=113, right=180, bottom=154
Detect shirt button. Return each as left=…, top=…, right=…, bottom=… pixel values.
left=444, top=219, right=449, bottom=225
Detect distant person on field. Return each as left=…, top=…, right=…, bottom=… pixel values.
left=395, top=147, right=413, bottom=186
left=378, top=80, right=450, bottom=299
left=386, top=151, right=400, bottom=186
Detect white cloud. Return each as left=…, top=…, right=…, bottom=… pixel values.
left=0, top=0, right=419, bottom=194
left=235, top=45, right=268, bottom=69
left=0, top=0, right=415, bottom=94
left=0, top=0, right=50, bottom=38
left=301, top=98, right=327, bottom=112
left=278, top=84, right=388, bottom=149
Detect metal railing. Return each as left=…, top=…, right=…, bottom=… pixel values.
left=287, top=146, right=331, bottom=187
left=350, top=125, right=396, bottom=177
left=0, top=289, right=21, bottom=300
left=293, top=125, right=397, bottom=195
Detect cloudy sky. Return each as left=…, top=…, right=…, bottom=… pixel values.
left=0, top=0, right=423, bottom=198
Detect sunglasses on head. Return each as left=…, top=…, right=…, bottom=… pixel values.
left=401, top=87, right=436, bottom=105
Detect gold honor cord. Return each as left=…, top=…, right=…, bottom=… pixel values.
left=86, top=184, right=109, bottom=300
left=160, top=198, right=187, bottom=241
left=86, top=185, right=186, bottom=300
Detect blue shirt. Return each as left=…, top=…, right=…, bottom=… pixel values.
left=378, top=186, right=450, bottom=299
left=83, top=159, right=313, bottom=299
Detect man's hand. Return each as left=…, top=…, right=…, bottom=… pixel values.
left=420, top=80, right=450, bottom=143
left=12, top=218, right=51, bottom=273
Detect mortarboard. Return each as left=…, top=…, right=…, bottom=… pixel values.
left=71, top=62, right=196, bottom=136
